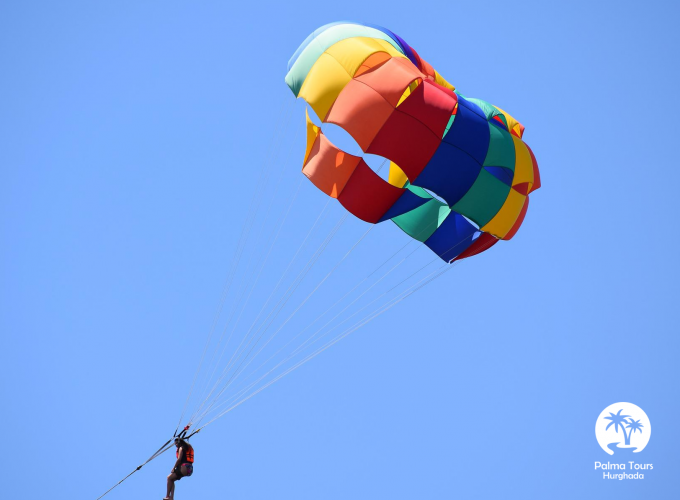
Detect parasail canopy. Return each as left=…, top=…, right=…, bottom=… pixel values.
left=286, top=21, right=541, bottom=262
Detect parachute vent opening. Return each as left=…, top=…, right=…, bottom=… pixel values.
left=320, top=122, right=363, bottom=157
left=461, top=214, right=480, bottom=230
left=306, top=105, right=323, bottom=127
left=363, top=154, right=390, bottom=181
left=318, top=118, right=391, bottom=182
left=421, top=188, right=448, bottom=205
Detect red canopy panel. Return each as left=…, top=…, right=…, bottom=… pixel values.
left=303, top=129, right=405, bottom=223
left=352, top=57, right=423, bottom=107
left=302, top=132, right=362, bottom=199
left=366, top=109, right=441, bottom=182
left=338, top=160, right=404, bottom=223
left=395, top=79, right=456, bottom=139
left=325, top=79, right=395, bottom=152
left=526, top=143, right=541, bottom=193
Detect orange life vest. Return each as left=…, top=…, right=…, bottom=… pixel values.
left=176, top=443, right=195, bottom=463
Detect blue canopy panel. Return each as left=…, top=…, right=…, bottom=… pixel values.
left=411, top=141, right=482, bottom=207
left=424, top=211, right=479, bottom=262
left=442, top=96, right=490, bottom=165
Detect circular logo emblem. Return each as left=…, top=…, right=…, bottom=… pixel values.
left=595, top=402, right=651, bottom=455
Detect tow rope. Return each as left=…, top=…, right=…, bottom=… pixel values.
left=94, top=426, right=194, bottom=500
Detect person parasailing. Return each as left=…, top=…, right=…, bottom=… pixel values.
left=164, top=437, right=194, bottom=500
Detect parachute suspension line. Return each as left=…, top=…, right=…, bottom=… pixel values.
left=278, top=223, right=429, bottom=356
left=298, top=232, right=432, bottom=352
left=194, top=233, right=473, bottom=424
left=195, top=261, right=455, bottom=431
left=198, top=244, right=436, bottom=421
left=197, top=247, right=422, bottom=421
left=195, top=176, right=304, bottom=403
left=194, top=211, right=475, bottom=426
left=224, top=229, right=409, bottom=394
left=281, top=235, right=472, bottom=366
left=191, top=108, right=297, bottom=405
left=191, top=224, right=374, bottom=425
left=186, top=179, right=312, bottom=426
left=206, top=219, right=450, bottom=414
left=190, top=211, right=349, bottom=426
left=222, top=226, right=374, bottom=384
left=189, top=199, right=330, bottom=425
left=246, top=263, right=453, bottom=414
left=196, top=234, right=460, bottom=423
left=271, top=218, right=453, bottom=373
left=192, top=210, right=350, bottom=425
left=227, top=224, right=374, bottom=378
left=365, top=213, right=446, bottom=279
left=191, top=215, right=454, bottom=424
left=186, top=197, right=334, bottom=424
left=94, top=440, right=175, bottom=500
left=189, top=124, right=303, bottom=417
left=175, top=97, right=295, bottom=432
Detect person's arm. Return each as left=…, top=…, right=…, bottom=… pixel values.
left=172, top=447, right=183, bottom=472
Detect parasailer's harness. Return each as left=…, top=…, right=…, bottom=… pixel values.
left=94, top=425, right=201, bottom=500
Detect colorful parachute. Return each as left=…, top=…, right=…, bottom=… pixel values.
left=286, top=22, right=540, bottom=262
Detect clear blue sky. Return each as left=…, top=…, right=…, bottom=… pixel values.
left=2, top=1, right=679, bottom=499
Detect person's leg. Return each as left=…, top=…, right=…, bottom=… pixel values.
left=166, top=473, right=178, bottom=499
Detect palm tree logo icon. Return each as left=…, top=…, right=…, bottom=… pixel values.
left=596, top=403, right=651, bottom=455
left=604, top=409, right=645, bottom=447
left=626, top=419, right=644, bottom=440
